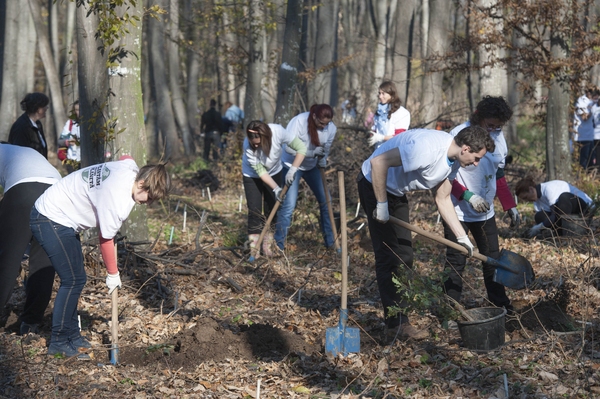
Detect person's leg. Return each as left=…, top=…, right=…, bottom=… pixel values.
left=302, top=167, right=335, bottom=247
left=442, top=220, right=469, bottom=302
left=21, top=237, right=55, bottom=326
left=243, top=176, right=264, bottom=235
left=579, top=141, right=593, bottom=169
left=212, top=131, right=221, bottom=161
left=203, top=132, right=211, bottom=161
left=274, top=166, right=302, bottom=250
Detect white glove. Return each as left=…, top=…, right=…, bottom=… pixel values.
left=456, top=235, right=474, bottom=257
left=527, top=223, right=545, bottom=238
left=273, top=186, right=284, bottom=202
left=285, top=166, right=298, bottom=186
left=465, top=191, right=490, bottom=213
left=313, top=146, right=325, bottom=157
left=507, top=207, right=521, bottom=228
left=373, top=201, right=389, bottom=223
left=368, top=133, right=385, bottom=147
left=106, top=272, right=122, bottom=294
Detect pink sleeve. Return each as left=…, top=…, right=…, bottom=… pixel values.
left=119, top=155, right=134, bottom=161
left=393, top=128, right=406, bottom=136
left=99, top=236, right=118, bottom=275
left=451, top=179, right=467, bottom=201
left=496, top=176, right=517, bottom=211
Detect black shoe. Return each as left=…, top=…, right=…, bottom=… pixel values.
left=48, top=341, right=91, bottom=360
left=20, top=322, right=40, bottom=335
left=70, top=335, right=92, bottom=349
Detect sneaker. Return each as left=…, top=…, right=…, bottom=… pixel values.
left=48, top=341, right=91, bottom=360
left=398, top=324, right=429, bottom=340
left=70, top=335, right=92, bottom=349
left=20, top=322, right=40, bottom=335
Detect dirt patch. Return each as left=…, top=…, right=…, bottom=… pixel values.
left=119, top=317, right=318, bottom=371
left=508, top=299, right=576, bottom=332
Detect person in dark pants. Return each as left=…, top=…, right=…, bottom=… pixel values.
left=0, top=144, right=61, bottom=335
left=357, top=127, right=494, bottom=343
left=8, top=92, right=50, bottom=159
left=201, top=99, right=223, bottom=162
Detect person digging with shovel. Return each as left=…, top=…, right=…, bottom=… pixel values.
left=357, top=126, right=495, bottom=344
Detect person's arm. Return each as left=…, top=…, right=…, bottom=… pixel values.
left=434, top=179, right=474, bottom=255
left=370, top=148, right=402, bottom=203
left=100, top=235, right=122, bottom=294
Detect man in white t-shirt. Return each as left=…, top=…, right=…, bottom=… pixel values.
left=357, top=127, right=495, bottom=343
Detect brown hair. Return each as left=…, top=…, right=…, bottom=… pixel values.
left=246, top=120, right=273, bottom=157
left=515, top=178, right=536, bottom=198
left=378, top=81, right=402, bottom=119
left=20, top=92, right=49, bottom=115
left=307, top=104, right=333, bottom=146
left=136, top=164, right=171, bottom=202
left=454, top=125, right=496, bottom=153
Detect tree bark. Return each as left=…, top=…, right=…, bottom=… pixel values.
left=477, top=0, right=507, bottom=98
left=0, top=0, right=20, bottom=140
left=184, top=0, right=200, bottom=141
left=390, top=0, right=417, bottom=103
left=243, top=0, right=266, bottom=124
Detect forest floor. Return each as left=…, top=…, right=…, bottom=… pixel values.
left=1, top=129, right=600, bottom=398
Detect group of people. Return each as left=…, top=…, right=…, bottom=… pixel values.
left=200, top=99, right=244, bottom=162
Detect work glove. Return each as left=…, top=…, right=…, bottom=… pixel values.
left=456, top=235, right=474, bottom=257
left=318, top=157, right=327, bottom=168
left=273, top=186, right=284, bottom=203
left=285, top=166, right=298, bottom=186
left=368, top=133, right=385, bottom=147
left=527, top=223, right=545, bottom=238
left=313, top=146, right=325, bottom=157
left=373, top=201, right=389, bottom=223
left=106, top=272, right=122, bottom=294
left=507, top=207, right=521, bottom=228
left=463, top=190, right=490, bottom=213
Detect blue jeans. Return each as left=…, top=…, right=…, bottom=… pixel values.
left=274, top=166, right=334, bottom=249
left=30, top=208, right=86, bottom=344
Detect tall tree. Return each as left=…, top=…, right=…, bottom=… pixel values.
left=389, top=0, right=417, bottom=104
left=243, top=0, right=266, bottom=124
left=311, top=1, right=339, bottom=105
left=184, top=0, right=200, bottom=140
left=0, top=0, right=20, bottom=139
left=477, top=0, right=507, bottom=98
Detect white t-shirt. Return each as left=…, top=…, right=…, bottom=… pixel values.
left=281, top=112, right=337, bottom=171
left=60, top=119, right=81, bottom=161
left=0, top=144, right=61, bottom=192
left=574, top=95, right=595, bottom=141
left=534, top=180, right=593, bottom=213
left=372, top=105, right=411, bottom=150
left=361, top=129, right=459, bottom=196
left=449, top=122, right=508, bottom=221
left=591, top=102, right=600, bottom=140
left=242, top=124, right=296, bottom=178
left=35, top=159, right=139, bottom=239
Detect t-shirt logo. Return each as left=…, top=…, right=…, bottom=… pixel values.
left=81, top=165, right=111, bottom=188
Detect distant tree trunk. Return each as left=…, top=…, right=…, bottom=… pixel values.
left=148, top=0, right=181, bottom=161
left=111, top=1, right=149, bottom=242
left=184, top=0, right=200, bottom=140
left=63, top=1, right=77, bottom=98
left=478, top=0, right=507, bottom=98
left=0, top=0, right=20, bottom=140
left=16, top=4, right=36, bottom=102
left=76, top=1, right=108, bottom=166
left=370, top=0, right=395, bottom=95
left=505, top=28, right=522, bottom=147
left=390, top=0, right=417, bottom=104
left=313, top=1, right=339, bottom=106
left=274, top=0, right=303, bottom=124
left=49, top=0, right=59, bottom=71
left=243, top=0, right=265, bottom=125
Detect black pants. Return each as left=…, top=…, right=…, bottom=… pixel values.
left=0, top=182, right=55, bottom=324
left=535, top=192, right=590, bottom=228
left=203, top=130, right=221, bottom=162
left=357, top=173, right=413, bottom=328
left=243, top=171, right=283, bottom=235
left=443, top=217, right=510, bottom=308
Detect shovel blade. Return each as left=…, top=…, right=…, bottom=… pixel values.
left=325, top=326, right=360, bottom=356
left=492, top=249, right=535, bottom=290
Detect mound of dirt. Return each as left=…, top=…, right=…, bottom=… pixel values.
left=120, top=317, right=318, bottom=370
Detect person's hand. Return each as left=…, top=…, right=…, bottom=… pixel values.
left=106, top=272, right=122, bottom=294
left=507, top=207, right=521, bottom=228
left=373, top=201, right=389, bottom=223
left=368, top=133, right=384, bottom=147
left=313, top=146, right=325, bottom=157
left=456, top=235, right=474, bottom=257
left=273, top=186, right=284, bottom=202
left=527, top=223, right=545, bottom=238
left=318, top=157, right=327, bottom=168
left=285, top=166, right=298, bottom=186
left=464, top=191, right=490, bottom=213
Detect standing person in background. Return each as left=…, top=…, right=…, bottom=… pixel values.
left=30, top=157, right=171, bottom=359
left=367, top=81, right=410, bottom=150
left=274, top=104, right=337, bottom=251
left=0, top=144, right=61, bottom=335
left=573, top=87, right=597, bottom=170
left=201, top=99, right=223, bottom=162
left=590, top=87, right=600, bottom=170
left=242, top=121, right=306, bottom=257
left=222, top=101, right=245, bottom=155
left=443, top=96, right=519, bottom=314
left=8, top=93, right=50, bottom=159
left=58, top=101, right=81, bottom=173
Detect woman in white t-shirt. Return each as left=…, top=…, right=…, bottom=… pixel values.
left=58, top=100, right=81, bottom=173
left=242, top=121, right=306, bottom=257
left=30, top=157, right=171, bottom=359
left=367, top=81, right=410, bottom=149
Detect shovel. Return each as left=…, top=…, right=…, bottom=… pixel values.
left=320, top=168, right=339, bottom=251
left=109, top=287, right=119, bottom=364
left=249, top=185, right=288, bottom=262
left=388, top=216, right=534, bottom=290
left=325, top=171, right=360, bottom=356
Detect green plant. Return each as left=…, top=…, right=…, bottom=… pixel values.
left=145, top=343, right=174, bottom=356
left=418, top=379, right=432, bottom=388
left=119, top=378, right=135, bottom=385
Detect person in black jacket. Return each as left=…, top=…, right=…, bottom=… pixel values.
left=8, top=93, right=50, bottom=159
left=200, top=99, right=223, bottom=162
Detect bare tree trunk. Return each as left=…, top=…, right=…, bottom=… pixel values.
left=184, top=0, right=200, bottom=142
left=16, top=4, right=36, bottom=102
left=243, top=0, right=265, bottom=124
left=63, top=1, right=77, bottom=99
left=0, top=0, right=20, bottom=140
left=370, top=0, right=394, bottom=95
left=48, top=0, right=59, bottom=70
left=311, top=1, right=339, bottom=105
left=478, top=0, right=507, bottom=98
left=390, top=0, right=417, bottom=104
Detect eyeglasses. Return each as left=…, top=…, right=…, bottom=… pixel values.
left=482, top=120, right=504, bottom=131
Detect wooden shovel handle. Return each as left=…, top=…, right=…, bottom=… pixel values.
left=253, top=185, right=289, bottom=255
left=338, top=171, right=348, bottom=311
left=387, top=216, right=489, bottom=263
left=321, top=168, right=339, bottom=251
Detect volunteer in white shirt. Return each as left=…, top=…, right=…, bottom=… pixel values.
left=368, top=80, right=411, bottom=150
left=574, top=88, right=597, bottom=169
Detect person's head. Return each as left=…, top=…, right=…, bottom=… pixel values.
left=378, top=81, right=402, bottom=119
left=246, top=120, right=272, bottom=157
left=71, top=100, right=80, bottom=120
left=210, top=99, right=217, bottom=108
left=453, top=125, right=496, bottom=167
left=223, top=101, right=232, bottom=111
left=515, top=178, right=538, bottom=202
left=470, top=95, right=513, bottom=133
left=20, top=92, right=50, bottom=120
left=132, top=163, right=171, bottom=205
left=307, top=104, right=333, bottom=146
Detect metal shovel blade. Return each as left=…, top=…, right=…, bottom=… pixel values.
left=325, top=310, right=360, bottom=356
left=491, top=249, right=535, bottom=290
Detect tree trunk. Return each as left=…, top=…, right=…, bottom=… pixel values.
left=76, top=1, right=109, bottom=166
left=111, top=0, right=149, bottom=242
left=184, top=0, right=200, bottom=141
left=390, top=0, right=417, bottom=104
left=0, top=0, right=20, bottom=140
left=243, top=0, right=265, bottom=124
left=16, top=3, right=36, bottom=103
left=63, top=0, right=77, bottom=98
left=311, top=1, right=339, bottom=105
left=478, top=0, right=507, bottom=98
